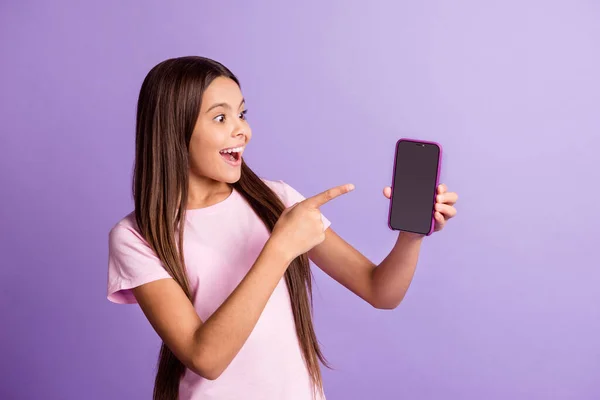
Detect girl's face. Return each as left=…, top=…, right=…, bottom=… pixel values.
left=189, top=77, right=252, bottom=185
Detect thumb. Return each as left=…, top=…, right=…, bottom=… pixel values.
left=383, top=186, right=392, bottom=199
left=282, top=202, right=299, bottom=214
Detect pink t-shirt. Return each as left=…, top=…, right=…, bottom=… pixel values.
left=107, top=179, right=330, bottom=400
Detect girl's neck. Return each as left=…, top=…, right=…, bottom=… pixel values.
left=187, top=176, right=232, bottom=210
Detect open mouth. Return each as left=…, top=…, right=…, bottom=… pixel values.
left=219, top=146, right=244, bottom=164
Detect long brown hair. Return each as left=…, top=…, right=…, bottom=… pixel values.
left=132, top=56, right=328, bottom=399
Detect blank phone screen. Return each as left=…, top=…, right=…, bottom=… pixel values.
left=389, top=140, right=440, bottom=235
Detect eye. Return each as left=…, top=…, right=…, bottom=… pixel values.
left=239, top=110, right=248, bottom=120
left=213, top=114, right=225, bottom=123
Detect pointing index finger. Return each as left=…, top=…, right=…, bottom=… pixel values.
left=304, top=184, right=355, bottom=208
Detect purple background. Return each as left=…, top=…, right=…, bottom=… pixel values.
left=1, top=1, right=599, bottom=399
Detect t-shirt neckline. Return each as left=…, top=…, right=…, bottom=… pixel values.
left=185, top=187, right=238, bottom=217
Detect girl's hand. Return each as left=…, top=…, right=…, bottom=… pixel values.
left=270, top=184, right=355, bottom=262
left=383, top=184, right=458, bottom=233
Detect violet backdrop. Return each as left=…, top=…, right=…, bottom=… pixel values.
left=1, top=1, right=598, bottom=399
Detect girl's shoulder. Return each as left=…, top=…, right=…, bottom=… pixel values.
left=260, top=178, right=306, bottom=208
left=108, top=212, right=141, bottom=243
left=261, top=178, right=286, bottom=194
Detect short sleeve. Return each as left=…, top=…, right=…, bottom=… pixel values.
left=275, top=180, right=332, bottom=231
left=107, top=222, right=172, bottom=304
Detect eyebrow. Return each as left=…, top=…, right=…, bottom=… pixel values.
left=206, top=98, right=245, bottom=113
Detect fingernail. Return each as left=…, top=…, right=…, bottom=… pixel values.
left=437, top=195, right=443, bottom=202
left=348, top=184, right=355, bottom=190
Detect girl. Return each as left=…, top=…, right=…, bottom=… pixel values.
left=107, top=56, right=458, bottom=400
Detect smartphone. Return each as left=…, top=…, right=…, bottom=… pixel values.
left=388, top=138, right=442, bottom=236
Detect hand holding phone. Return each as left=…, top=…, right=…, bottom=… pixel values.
left=388, top=138, right=442, bottom=236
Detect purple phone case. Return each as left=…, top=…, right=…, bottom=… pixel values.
left=387, top=138, right=443, bottom=236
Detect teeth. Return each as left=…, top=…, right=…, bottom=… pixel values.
left=220, top=147, right=243, bottom=154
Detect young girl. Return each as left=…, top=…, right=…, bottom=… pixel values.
left=107, top=56, right=458, bottom=400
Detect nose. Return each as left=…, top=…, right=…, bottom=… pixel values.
left=232, top=121, right=248, bottom=141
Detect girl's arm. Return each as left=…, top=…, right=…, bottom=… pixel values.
left=308, top=184, right=458, bottom=309
left=132, top=240, right=291, bottom=380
